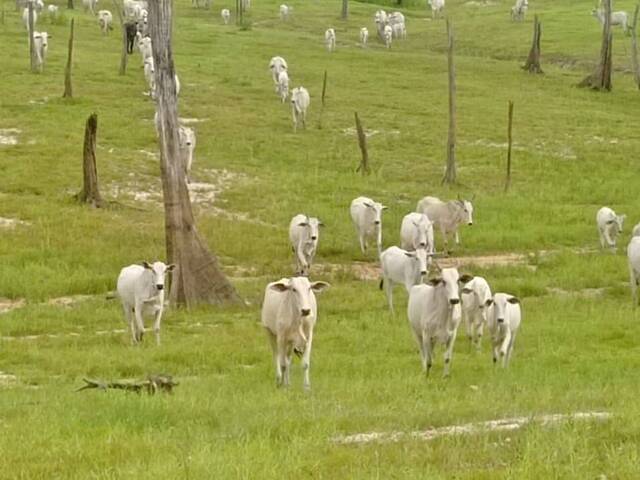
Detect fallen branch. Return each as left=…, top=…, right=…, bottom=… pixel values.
left=77, top=374, right=179, bottom=395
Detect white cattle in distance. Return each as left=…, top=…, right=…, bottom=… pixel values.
left=280, top=4, right=290, bottom=20
left=627, top=237, right=640, bottom=306
left=487, top=293, right=521, bottom=367
left=261, top=276, right=330, bottom=389
left=269, top=56, right=288, bottom=85
left=460, top=276, right=492, bottom=350
left=591, top=7, right=629, bottom=34
left=276, top=70, right=289, bottom=102
left=374, top=9, right=387, bottom=39
left=82, top=0, right=99, bottom=15
left=325, top=28, right=336, bottom=52
left=416, top=195, right=474, bottom=248
left=289, top=214, right=323, bottom=275
left=428, top=0, right=445, bottom=19
left=221, top=8, right=231, bottom=24
left=349, top=196, right=387, bottom=256
left=380, top=246, right=428, bottom=315
left=116, top=261, right=175, bottom=345
left=32, top=31, right=50, bottom=72
left=22, top=7, right=37, bottom=32
left=178, top=126, right=196, bottom=183
left=47, top=4, right=59, bottom=19
left=511, top=0, right=528, bottom=21
left=97, top=10, right=113, bottom=34
left=596, top=206, right=625, bottom=249
left=291, top=86, right=310, bottom=132
left=388, top=11, right=406, bottom=39
left=360, top=27, right=369, bottom=46
left=400, top=212, right=435, bottom=254
left=383, top=24, right=393, bottom=48
left=408, top=268, right=472, bottom=377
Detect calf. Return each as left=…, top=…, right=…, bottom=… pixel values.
left=596, top=206, right=625, bottom=249
left=360, top=27, right=369, bottom=46
left=221, top=8, right=231, bottom=24
left=416, top=195, right=474, bottom=248
left=82, top=0, right=98, bottom=15
left=408, top=268, right=472, bottom=377
left=325, top=28, right=336, bottom=52
left=486, top=293, right=521, bottom=367
left=261, top=276, right=330, bottom=389
left=291, top=86, right=310, bottom=132
left=383, top=24, right=392, bottom=49
left=428, top=0, right=445, bottom=19
left=380, top=246, right=428, bottom=315
left=98, top=10, right=113, bottom=34
left=289, top=214, right=323, bottom=275
left=627, top=237, right=640, bottom=306
left=280, top=4, right=290, bottom=20
left=32, top=31, right=50, bottom=72
left=349, top=196, right=387, bottom=256
left=269, top=56, right=288, bottom=85
left=400, top=212, right=435, bottom=254
left=178, top=126, right=196, bottom=183
left=460, top=276, right=492, bottom=350
left=276, top=70, right=289, bottom=102
left=116, top=261, right=175, bottom=345
left=125, top=21, right=138, bottom=53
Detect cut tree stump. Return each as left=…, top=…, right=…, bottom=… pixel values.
left=75, top=113, right=104, bottom=207
left=578, top=0, right=613, bottom=91
left=77, top=374, right=179, bottom=395
left=522, top=15, right=543, bottom=74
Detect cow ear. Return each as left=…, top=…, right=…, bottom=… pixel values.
left=269, top=282, right=290, bottom=292
left=142, top=261, right=152, bottom=269
left=427, top=278, right=443, bottom=286
left=318, top=221, right=325, bottom=227
left=459, top=274, right=474, bottom=284
left=485, top=299, right=493, bottom=307
left=507, top=296, right=520, bottom=304
left=166, top=264, right=176, bottom=272
left=461, top=287, right=472, bottom=294
left=363, top=202, right=373, bottom=208
left=310, top=281, right=330, bottom=293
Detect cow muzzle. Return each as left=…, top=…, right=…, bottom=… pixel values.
left=420, top=270, right=427, bottom=276
left=311, top=236, right=317, bottom=241
left=301, top=309, right=311, bottom=317
left=468, top=222, right=473, bottom=226
left=374, top=220, right=381, bottom=225
left=497, top=318, right=504, bottom=324
left=156, top=284, right=164, bottom=290
left=449, top=298, right=460, bottom=305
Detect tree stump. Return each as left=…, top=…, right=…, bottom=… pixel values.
left=522, top=15, right=543, bottom=74
left=75, top=114, right=104, bottom=208
left=63, top=18, right=74, bottom=98
left=442, top=18, right=457, bottom=185
left=354, top=112, right=370, bottom=175
left=579, top=0, right=613, bottom=91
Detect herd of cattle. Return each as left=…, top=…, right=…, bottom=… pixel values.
left=9, top=0, right=637, bottom=390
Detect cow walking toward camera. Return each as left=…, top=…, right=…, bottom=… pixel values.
left=596, top=206, right=625, bottom=249
left=349, top=196, right=387, bottom=256
left=487, top=293, right=521, bottom=367
left=289, top=214, right=323, bottom=275
left=460, top=276, right=492, bottom=350
left=261, top=276, right=330, bottom=389
left=380, top=246, right=429, bottom=315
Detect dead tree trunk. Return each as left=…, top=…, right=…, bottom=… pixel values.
left=442, top=19, right=457, bottom=185
left=504, top=101, right=514, bottom=193
left=75, top=114, right=104, bottom=207
left=149, top=0, right=240, bottom=307
left=522, top=15, right=543, bottom=74
left=112, top=0, right=127, bottom=75
left=28, top=3, right=37, bottom=72
left=317, top=70, right=328, bottom=129
left=354, top=112, right=370, bottom=175
left=579, top=0, right=613, bottom=90
left=341, top=0, right=348, bottom=20
left=63, top=19, right=74, bottom=98
left=631, top=4, right=640, bottom=89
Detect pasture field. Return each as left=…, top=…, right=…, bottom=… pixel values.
left=2, top=0, right=640, bottom=477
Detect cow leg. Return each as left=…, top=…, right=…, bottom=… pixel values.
left=500, top=329, right=512, bottom=368
left=603, top=226, right=614, bottom=248
left=267, top=332, right=281, bottom=385
left=153, top=307, right=163, bottom=346
left=443, top=330, right=458, bottom=378
left=504, top=331, right=517, bottom=367
left=123, top=305, right=137, bottom=344
left=475, top=320, right=484, bottom=350
left=598, top=228, right=605, bottom=249
left=359, top=234, right=366, bottom=254
left=463, top=312, right=473, bottom=348
left=276, top=337, right=287, bottom=387
left=492, top=337, right=500, bottom=365
left=301, top=330, right=313, bottom=390
left=133, top=304, right=145, bottom=343
left=454, top=230, right=460, bottom=245
left=284, top=345, right=294, bottom=387
left=384, top=278, right=395, bottom=316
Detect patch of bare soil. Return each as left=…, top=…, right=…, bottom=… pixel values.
left=0, top=217, right=30, bottom=229
left=47, top=294, right=95, bottom=307
left=0, top=128, right=20, bottom=145
left=0, top=372, right=18, bottom=387
left=0, top=298, right=26, bottom=315
left=332, top=412, right=611, bottom=445
left=342, top=127, right=400, bottom=138
left=546, top=287, right=606, bottom=299
left=439, top=253, right=529, bottom=269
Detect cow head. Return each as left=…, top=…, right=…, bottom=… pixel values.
left=461, top=276, right=493, bottom=321
left=269, top=277, right=330, bottom=317
left=363, top=200, right=387, bottom=226
left=412, top=214, right=432, bottom=249
left=457, top=195, right=474, bottom=225
left=405, top=247, right=428, bottom=277
left=142, top=261, right=175, bottom=291
left=490, top=293, right=520, bottom=324
left=298, top=216, right=323, bottom=242
left=428, top=269, right=472, bottom=306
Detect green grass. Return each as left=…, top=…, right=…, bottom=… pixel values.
left=1, top=0, right=640, bottom=477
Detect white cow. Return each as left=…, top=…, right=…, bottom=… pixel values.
left=596, top=206, right=625, bottom=249
left=116, top=261, right=175, bottom=345
left=32, top=31, right=50, bottom=72
left=349, top=196, right=387, bottom=256
left=47, top=4, right=59, bottom=19
left=22, top=7, right=37, bottom=32
left=279, top=4, right=290, bottom=20
left=178, top=126, right=196, bottom=182
left=360, top=27, right=369, bottom=46
left=98, top=10, right=113, bottom=34
left=124, top=0, right=145, bottom=19
left=487, top=293, right=521, bottom=367
left=460, top=276, right=492, bottom=350
left=289, top=214, right=323, bottom=275
left=269, top=56, right=288, bottom=85
left=383, top=25, right=392, bottom=49
left=511, top=0, right=528, bottom=21
left=325, top=28, right=336, bottom=52
left=627, top=237, right=640, bottom=306
left=261, top=276, right=330, bottom=389
left=138, top=35, right=152, bottom=64
left=592, top=8, right=629, bottom=34
left=428, top=0, right=445, bottom=19
left=276, top=70, right=289, bottom=102
left=380, top=246, right=428, bottom=314
left=416, top=196, right=474, bottom=248
left=221, top=8, right=231, bottom=24
left=408, top=268, right=472, bottom=377
left=291, top=86, right=310, bottom=132
left=388, top=11, right=406, bottom=39
left=374, top=9, right=387, bottom=40
left=82, top=0, right=98, bottom=14
left=143, top=56, right=155, bottom=94
left=400, top=212, right=435, bottom=254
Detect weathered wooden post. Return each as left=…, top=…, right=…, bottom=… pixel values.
left=28, top=2, right=38, bottom=73
left=522, top=15, right=543, bottom=74
left=317, top=70, right=328, bottom=129
left=75, top=114, right=104, bottom=208
left=355, top=112, right=370, bottom=175
left=67, top=0, right=74, bottom=9
left=63, top=18, right=74, bottom=98
left=442, top=18, right=457, bottom=185
left=112, top=0, right=128, bottom=75
left=579, top=0, right=613, bottom=90
left=504, top=101, right=514, bottom=192
left=631, top=4, right=640, bottom=89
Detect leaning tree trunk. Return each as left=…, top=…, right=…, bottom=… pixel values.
left=148, top=0, right=240, bottom=307
left=442, top=18, right=457, bottom=185
left=63, top=18, right=74, bottom=98
left=75, top=114, right=104, bottom=207
left=579, top=0, right=613, bottom=90
left=522, top=15, right=543, bottom=74
left=631, top=4, right=640, bottom=89
left=341, top=0, right=348, bottom=20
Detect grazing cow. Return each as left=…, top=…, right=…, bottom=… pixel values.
left=388, top=11, right=406, bottom=39
left=380, top=246, right=428, bottom=314
left=290, top=86, right=310, bottom=133
left=261, top=276, right=330, bottom=389
left=596, top=206, right=625, bottom=249
left=487, top=293, right=521, bottom=367
left=276, top=70, right=289, bottom=103
left=269, top=56, right=288, bottom=85
left=325, top=28, right=336, bottom=52
left=400, top=212, right=434, bottom=254
left=178, top=126, right=196, bottom=182
left=32, top=31, right=50, bottom=72
left=22, top=7, right=37, bottom=32
left=360, top=27, right=369, bottom=46
left=289, top=214, right=323, bottom=275
left=280, top=4, right=290, bottom=20
left=510, top=0, right=528, bottom=21
left=428, top=0, right=445, bottom=19
left=82, top=0, right=98, bottom=15
left=460, top=276, right=492, bottom=350
left=627, top=237, right=640, bottom=306
left=47, top=4, right=59, bottom=19
left=221, top=8, right=231, bottom=24
left=374, top=9, right=387, bottom=40
left=349, top=196, right=387, bottom=256
left=408, top=268, right=472, bottom=377
left=592, top=7, right=629, bottom=34
left=116, top=261, right=175, bottom=345
left=125, top=21, right=138, bottom=53
left=97, top=10, right=113, bottom=34
left=416, top=196, right=474, bottom=248
left=383, top=24, right=393, bottom=49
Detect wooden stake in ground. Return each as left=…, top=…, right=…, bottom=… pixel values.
left=442, top=18, right=457, bottom=185
left=112, top=0, right=127, bottom=75
left=631, top=4, right=640, bottom=89
left=63, top=18, right=74, bottom=98
left=354, top=112, right=370, bottom=175
left=341, top=0, right=348, bottom=20
left=504, top=101, right=514, bottom=193
left=579, top=0, right=613, bottom=90
left=28, top=3, right=37, bottom=73
left=317, top=70, right=328, bottom=129
left=75, top=114, right=104, bottom=208
left=77, top=374, right=178, bottom=395
left=522, top=15, right=543, bottom=74
left=149, top=0, right=240, bottom=307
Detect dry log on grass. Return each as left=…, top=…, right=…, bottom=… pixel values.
left=77, top=374, right=178, bottom=395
